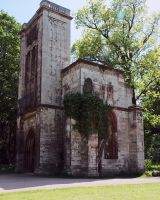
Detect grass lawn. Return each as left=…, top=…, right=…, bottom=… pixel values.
left=0, top=183, right=160, bottom=200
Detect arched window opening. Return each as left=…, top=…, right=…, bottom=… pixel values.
left=107, top=82, right=113, bottom=101
left=106, top=111, right=118, bottom=159
left=83, top=78, right=93, bottom=94
left=24, top=128, right=36, bottom=172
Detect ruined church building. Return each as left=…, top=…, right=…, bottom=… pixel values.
left=16, top=0, right=144, bottom=177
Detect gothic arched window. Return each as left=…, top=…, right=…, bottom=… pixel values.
left=107, top=82, right=113, bottom=101
left=25, top=51, right=31, bottom=92
left=83, top=78, right=93, bottom=94
left=107, top=111, right=118, bottom=159
left=24, top=128, right=35, bottom=172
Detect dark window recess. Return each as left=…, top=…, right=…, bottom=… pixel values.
left=107, top=82, right=113, bottom=100
left=18, top=92, right=37, bottom=114
left=25, top=52, right=30, bottom=89
left=26, top=25, right=38, bottom=46
left=106, top=111, right=118, bottom=159
left=24, top=128, right=36, bottom=172
left=22, top=45, right=38, bottom=114
left=83, top=78, right=93, bottom=94
left=31, top=46, right=36, bottom=76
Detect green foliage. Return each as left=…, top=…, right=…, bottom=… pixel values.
left=144, top=159, right=160, bottom=177
left=0, top=10, right=21, bottom=164
left=145, top=159, right=152, bottom=171
left=73, top=0, right=160, bottom=159
left=142, top=69, right=160, bottom=162
left=0, top=10, right=21, bottom=122
left=73, top=0, right=160, bottom=100
left=64, top=92, right=111, bottom=139
left=144, top=123, right=160, bottom=163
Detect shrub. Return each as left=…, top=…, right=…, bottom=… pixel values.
left=145, top=159, right=152, bottom=171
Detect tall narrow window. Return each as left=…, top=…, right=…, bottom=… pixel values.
left=83, top=78, right=93, bottom=94
left=31, top=46, right=36, bottom=77
left=107, top=111, right=118, bottom=159
left=25, top=52, right=31, bottom=94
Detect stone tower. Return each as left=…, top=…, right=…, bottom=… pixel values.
left=16, top=0, right=72, bottom=174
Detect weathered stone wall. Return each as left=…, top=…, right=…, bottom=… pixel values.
left=101, top=109, right=129, bottom=176
left=88, top=134, right=99, bottom=177
left=62, top=61, right=144, bottom=177
left=18, top=17, right=43, bottom=104
left=17, top=8, right=43, bottom=172
left=128, top=107, right=144, bottom=174
left=62, top=67, right=81, bottom=96
left=64, top=119, right=88, bottom=176
left=17, top=1, right=144, bottom=177
left=35, top=107, right=65, bottom=175
left=17, top=1, right=71, bottom=175
left=62, top=62, right=133, bottom=108
left=16, top=111, right=40, bottom=172
left=41, top=9, right=71, bottom=106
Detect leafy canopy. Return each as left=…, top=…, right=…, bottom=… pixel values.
left=0, top=10, right=21, bottom=122
left=72, top=0, right=160, bottom=103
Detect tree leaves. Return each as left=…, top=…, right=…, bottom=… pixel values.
left=0, top=10, right=20, bottom=122
left=0, top=11, right=20, bottom=164
left=73, top=0, right=160, bottom=93
left=64, top=92, right=111, bottom=139
left=73, top=0, right=160, bottom=160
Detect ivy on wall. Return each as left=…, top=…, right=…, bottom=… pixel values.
left=63, top=92, right=112, bottom=140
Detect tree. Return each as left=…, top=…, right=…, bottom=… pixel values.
left=73, top=0, right=160, bottom=162
left=0, top=11, right=20, bottom=164
left=142, top=73, right=160, bottom=162
left=72, top=0, right=160, bottom=104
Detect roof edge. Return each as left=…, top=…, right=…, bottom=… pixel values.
left=20, top=3, right=72, bottom=34
left=61, top=59, right=124, bottom=75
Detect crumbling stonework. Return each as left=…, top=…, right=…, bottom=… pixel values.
left=16, top=0, right=144, bottom=177
left=17, top=0, right=71, bottom=175
left=62, top=60, right=144, bottom=177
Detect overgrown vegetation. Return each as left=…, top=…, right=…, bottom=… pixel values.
left=0, top=11, right=20, bottom=165
left=72, top=0, right=160, bottom=164
left=144, top=159, right=160, bottom=177
left=64, top=92, right=111, bottom=140
left=0, top=0, right=159, bottom=168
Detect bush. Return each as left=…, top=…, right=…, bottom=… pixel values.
left=152, top=170, right=160, bottom=177
left=145, top=159, right=152, bottom=171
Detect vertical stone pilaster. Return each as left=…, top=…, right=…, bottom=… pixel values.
left=88, top=134, right=99, bottom=177
left=128, top=106, right=144, bottom=174
left=64, top=118, right=71, bottom=175
left=16, top=117, right=25, bottom=172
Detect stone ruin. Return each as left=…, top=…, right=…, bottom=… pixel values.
left=16, top=0, right=144, bottom=177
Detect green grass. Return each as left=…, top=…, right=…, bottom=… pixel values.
left=0, top=183, right=160, bottom=200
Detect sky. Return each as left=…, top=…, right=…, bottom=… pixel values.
left=0, top=0, right=160, bottom=44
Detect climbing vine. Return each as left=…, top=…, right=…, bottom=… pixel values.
left=63, top=92, right=112, bottom=140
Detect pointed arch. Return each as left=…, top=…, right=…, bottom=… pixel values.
left=83, top=78, right=93, bottom=94
left=24, top=128, right=35, bottom=172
